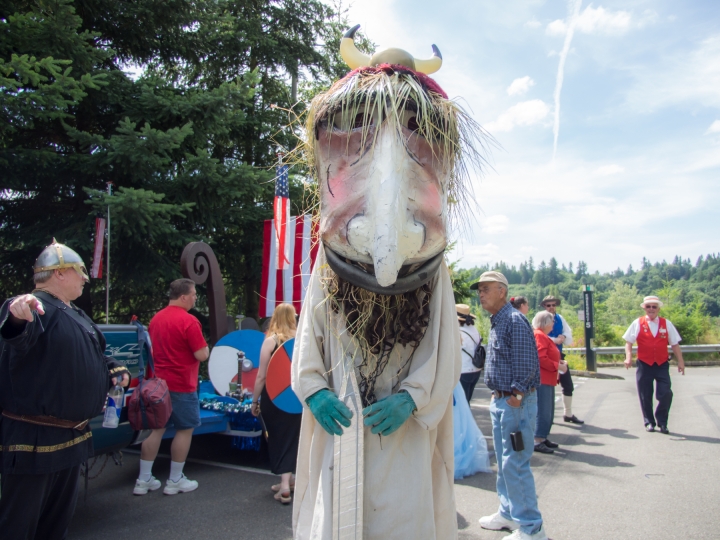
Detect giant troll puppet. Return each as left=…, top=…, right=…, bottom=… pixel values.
left=291, top=25, right=488, bottom=540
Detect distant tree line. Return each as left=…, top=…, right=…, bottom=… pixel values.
left=452, top=254, right=720, bottom=348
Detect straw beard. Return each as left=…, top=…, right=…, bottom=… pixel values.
left=327, top=270, right=433, bottom=407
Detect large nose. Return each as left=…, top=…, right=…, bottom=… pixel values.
left=346, top=129, right=425, bottom=287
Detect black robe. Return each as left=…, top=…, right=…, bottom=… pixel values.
left=0, top=291, right=129, bottom=475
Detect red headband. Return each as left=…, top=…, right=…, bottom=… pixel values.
left=343, top=64, right=448, bottom=99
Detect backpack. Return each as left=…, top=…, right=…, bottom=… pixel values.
left=460, top=330, right=486, bottom=370
left=127, top=320, right=173, bottom=430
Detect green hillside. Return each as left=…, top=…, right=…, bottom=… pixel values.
left=452, top=254, right=720, bottom=357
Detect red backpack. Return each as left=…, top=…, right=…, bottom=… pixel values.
left=128, top=320, right=172, bottom=430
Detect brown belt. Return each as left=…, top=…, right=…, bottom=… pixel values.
left=492, top=388, right=536, bottom=399
left=2, top=411, right=89, bottom=430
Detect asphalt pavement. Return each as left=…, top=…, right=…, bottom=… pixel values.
left=69, top=367, right=720, bottom=540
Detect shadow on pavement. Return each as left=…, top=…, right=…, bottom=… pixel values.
left=554, top=448, right=634, bottom=468
left=666, top=433, right=720, bottom=445
left=457, top=512, right=470, bottom=529
left=455, top=466, right=497, bottom=493
left=557, top=423, right=639, bottom=440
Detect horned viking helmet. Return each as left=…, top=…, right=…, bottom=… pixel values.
left=339, top=24, right=443, bottom=74
left=34, top=239, right=89, bottom=281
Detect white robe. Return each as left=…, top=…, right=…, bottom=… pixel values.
left=291, top=248, right=461, bottom=540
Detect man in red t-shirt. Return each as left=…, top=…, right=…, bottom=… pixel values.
left=133, top=279, right=209, bottom=496
left=623, top=295, right=685, bottom=434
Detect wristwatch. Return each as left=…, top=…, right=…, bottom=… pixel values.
left=511, top=392, right=523, bottom=401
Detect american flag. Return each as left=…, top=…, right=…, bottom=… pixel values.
left=91, top=217, right=106, bottom=278
left=259, top=215, right=318, bottom=318
left=274, top=163, right=290, bottom=270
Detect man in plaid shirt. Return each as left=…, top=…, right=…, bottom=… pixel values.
left=472, top=271, right=546, bottom=540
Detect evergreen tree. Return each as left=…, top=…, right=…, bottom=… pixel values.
left=1, top=0, right=342, bottom=325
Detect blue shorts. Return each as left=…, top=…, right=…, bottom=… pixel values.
left=167, top=391, right=201, bottom=430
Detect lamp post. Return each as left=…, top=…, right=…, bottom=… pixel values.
left=583, top=284, right=596, bottom=371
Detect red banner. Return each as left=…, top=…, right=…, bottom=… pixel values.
left=91, top=217, right=105, bottom=279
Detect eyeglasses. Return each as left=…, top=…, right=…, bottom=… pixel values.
left=544, top=304, right=557, bottom=308
left=644, top=305, right=659, bottom=309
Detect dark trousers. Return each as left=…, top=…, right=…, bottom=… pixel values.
left=460, top=371, right=482, bottom=403
left=558, top=368, right=574, bottom=397
left=0, top=464, right=81, bottom=540
left=636, top=360, right=672, bottom=427
left=636, top=361, right=673, bottom=427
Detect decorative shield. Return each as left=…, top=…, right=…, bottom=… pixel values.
left=208, top=330, right=265, bottom=395
left=265, top=338, right=302, bottom=414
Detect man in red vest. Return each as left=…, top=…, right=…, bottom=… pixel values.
left=623, top=296, right=685, bottom=434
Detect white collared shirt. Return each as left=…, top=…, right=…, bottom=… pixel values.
left=623, top=317, right=681, bottom=346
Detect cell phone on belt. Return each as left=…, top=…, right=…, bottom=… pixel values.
left=510, top=431, right=524, bottom=452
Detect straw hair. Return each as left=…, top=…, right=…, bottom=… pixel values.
left=302, top=66, right=494, bottom=228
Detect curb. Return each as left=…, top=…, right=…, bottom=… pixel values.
left=571, top=361, right=720, bottom=379
left=570, top=370, right=624, bottom=380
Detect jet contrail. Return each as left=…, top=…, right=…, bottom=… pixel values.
left=553, top=0, right=583, bottom=163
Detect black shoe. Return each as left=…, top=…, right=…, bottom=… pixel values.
left=645, top=424, right=655, bottom=432
left=534, top=442, right=555, bottom=454
left=564, top=415, right=584, bottom=424
left=543, top=439, right=559, bottom=448
left=658, top=425, right=669, bottom=434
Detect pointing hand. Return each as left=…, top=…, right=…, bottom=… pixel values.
left=9, top=294, right=45, bottom=323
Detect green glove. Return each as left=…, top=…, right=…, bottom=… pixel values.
left=306, top=389, right=353, bottom=436
left=362, top=391, right=417, bottom=436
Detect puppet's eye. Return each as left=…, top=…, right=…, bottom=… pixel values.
left=400, top=109, right=420, bottom=133
left=331, top=106, right=375, bottom=131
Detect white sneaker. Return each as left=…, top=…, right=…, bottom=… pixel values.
left=133, top=476, right=161, bottom=495
left=479, top=512, right=519, bottom=531
left=502, top=526, right=548, bottom=540
left=163, top=474, right=198, bottom=495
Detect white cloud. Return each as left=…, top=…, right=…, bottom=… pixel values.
left=546, top=19, right=567, bottom=36
left=507, top=76, right=535, bottom=96
left=547, top=5, right=633, bottom=36
left=524, top=19, right=541, bottom=29
left=595, top=164, right=625, bottom=176
left=482, top=215, right=509, bottom=234
left=485, top=99, right=550, bottom=133
left=706, top=120, right=720, bottom=134
left=460, top=147, right=719, bottom=272
left=625, top=36, right=720, bottom=112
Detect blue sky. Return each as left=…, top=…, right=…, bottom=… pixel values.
left=344, top=0, right=720, bottom=273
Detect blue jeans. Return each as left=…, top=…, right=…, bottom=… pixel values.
left=535, top=384, right=555, bottom=439
left=490, top=390, right=543, bottom=535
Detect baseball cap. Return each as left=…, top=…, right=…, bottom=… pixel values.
left=469, top=270, right=509, bottom=290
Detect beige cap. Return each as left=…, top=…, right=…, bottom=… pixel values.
left=470, top=270, right=509, bottom=290
left=641, top=295, right=664, bottom=308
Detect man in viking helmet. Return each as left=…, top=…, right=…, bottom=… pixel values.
left=0, top=240, right=130, bottom=539
left=291, top=26, right=487, bottom=540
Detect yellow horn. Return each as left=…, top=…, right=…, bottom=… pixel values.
left=340, top=24, right=371, bottom=70
left=413, top=44, right=443, bottom=75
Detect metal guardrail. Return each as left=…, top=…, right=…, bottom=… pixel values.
left=564, top=344, right=720, bottom=355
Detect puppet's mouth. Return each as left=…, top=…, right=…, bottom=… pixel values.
left=324, top=245, right=442, bottom=295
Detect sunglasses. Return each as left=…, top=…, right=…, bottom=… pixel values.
left=544, top=304, right=557, bottom=308
left=644, top=305, right=659, bottom=309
